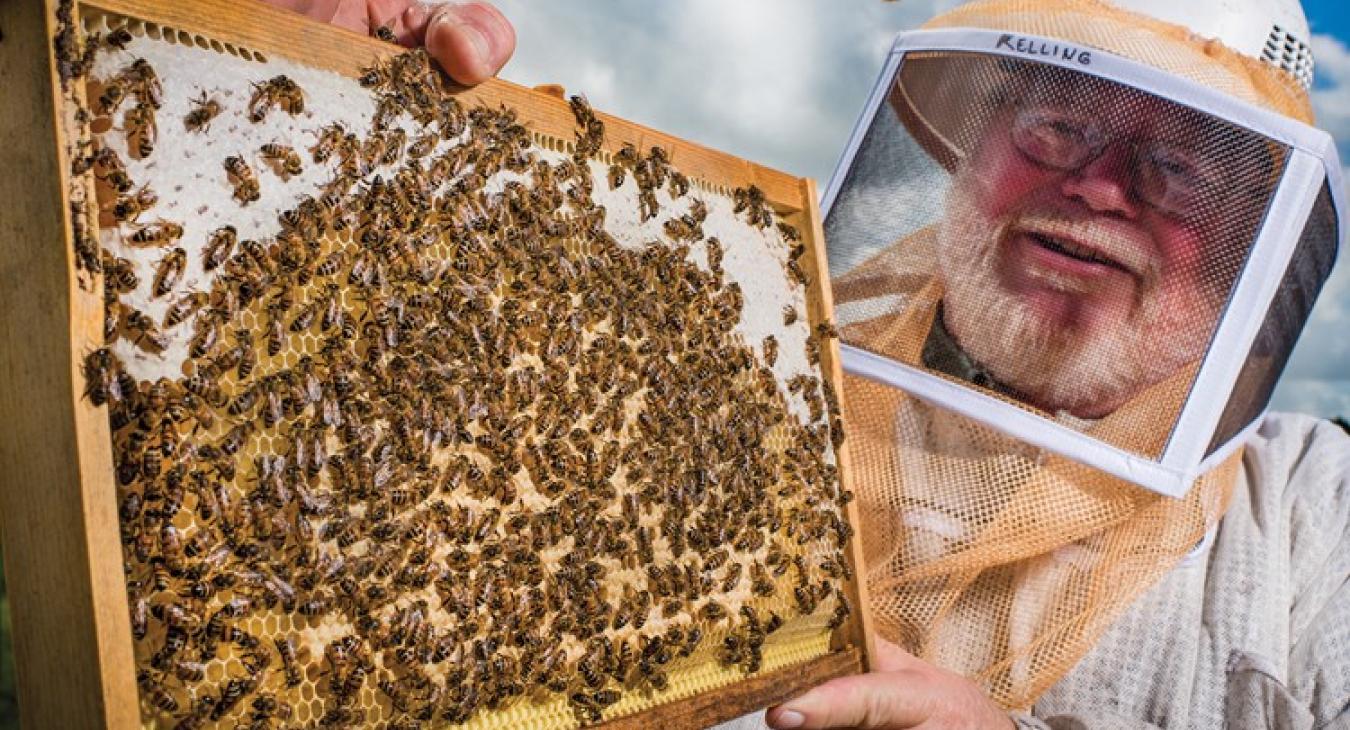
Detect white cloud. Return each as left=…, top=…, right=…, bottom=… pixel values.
left=492, top=2, right=956, bottom=183
left=1270, top=378, right=1350, bottom=420
left=1311, top=34, right=1350, bottom=143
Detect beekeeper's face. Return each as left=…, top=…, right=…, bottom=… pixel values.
left=936, top=80, right=1246, bottom=419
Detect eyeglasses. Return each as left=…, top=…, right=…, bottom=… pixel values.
left=1010, top=104, right=1229, bottom=221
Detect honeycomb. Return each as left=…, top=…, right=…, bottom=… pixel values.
left=70, top=15, right=853, bottom=729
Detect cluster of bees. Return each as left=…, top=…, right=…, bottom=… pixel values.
left=72, top=27, right=851, bottom=730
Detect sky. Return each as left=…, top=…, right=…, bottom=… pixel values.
left=492, top=0, right=1350, bottom=421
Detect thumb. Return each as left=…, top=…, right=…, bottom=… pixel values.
left=406, top=1, right=515, bottom=86
left=765, top=672, right=927, bottom=730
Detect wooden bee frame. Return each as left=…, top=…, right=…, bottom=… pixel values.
left=0, top=0, right=875, bottom=727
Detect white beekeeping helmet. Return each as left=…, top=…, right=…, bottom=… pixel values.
left=821, top=0, right=1342, bottom=709
left=1119, top=0, right=1315, bottom=88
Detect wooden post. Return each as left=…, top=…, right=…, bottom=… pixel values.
left=0, top=1, right=139, bottom=727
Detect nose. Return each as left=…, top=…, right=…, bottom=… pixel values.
left=1060, top=142, right=1139, bottom=219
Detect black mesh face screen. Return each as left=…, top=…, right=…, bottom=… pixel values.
left=1205, top=182, right=1339, bottom=456
left=826, top=51, right=1291, bottom=458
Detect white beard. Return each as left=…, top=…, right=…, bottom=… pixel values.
left=934, top=172, right=1219, bottom=419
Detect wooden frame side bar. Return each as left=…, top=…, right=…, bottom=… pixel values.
left=797, top=178, right=877, bottom=669
left=0, top=2, right=140, bottom=728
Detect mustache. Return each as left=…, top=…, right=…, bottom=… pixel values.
left=1007, top=212, right=1160, bottom=284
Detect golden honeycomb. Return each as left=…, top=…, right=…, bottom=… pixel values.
left=71, top=16, right=853, bottom=729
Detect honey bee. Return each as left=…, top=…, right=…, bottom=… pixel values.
left=123, top=307, right=170, bottom=352
left=181, top=315, right=220, bottom=362
left=127, top=218, right=183, bottom=247
left=733, top=184, right=773, bottom=227
left=805, top=336, right=821, bottom=366
left=145, top=683, right=179, bottom=713
left=373, top=22, right=397, bottom=42
left=638, top=188, right=659, bottom=222
left=160, top=289, right=205, bottom=330
left=699, top=600, right=727, bottom=622
left=658, top=166, right=686, bottom=196
left=96, top=80, right=128, bottom=115
left=260, top=142, right=303, bottom=179
left=151, top=247, right=186, bottom=298
left=184, top=90, right=222, bottom=132
left=122, top=58, right=162, bottom=108
left=101, top=167, right=135, bottom=194
left=704, top=236, right=724, bottom=273
left=250, top=693, right=293, bottom=723
left=782, top=304, right=799, bottom=326
left=751, top=561, right=776, bottom=597
left=129, top=593, right=148, bottom=640
left=309, top=122, right=347, bottom=163
left=606, top=164, right=625, bottom=190
left=407, top=131, right=438, bottom=159
left=358, top=58, right=391, bottom=88
left=201, top=224, right=237, bottom=271
left=122, top=101, right=158, bottom=158
left=224, top=156, right=261, bottom=204
left=248, top=74, right=304, bottom=122
left=720, top=562, right=743, bottom=593
left=109, top=184, right=158, bottom=223
left=210, top=676, right=258, bottom=721
left=92, top=145, right=126, bottom=175
left=762, top=335, right=778, bottom=367
left=172, top=660, right=207, bottom=683
left=104, top=26, right=134, bottom=51
left=81, top=347, right=125, bottom=407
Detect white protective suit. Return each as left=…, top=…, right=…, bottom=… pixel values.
left=714, top=412, right=1350, bottom=729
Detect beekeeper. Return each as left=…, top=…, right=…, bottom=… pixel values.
left=754, top=0, right=1348, bottom=728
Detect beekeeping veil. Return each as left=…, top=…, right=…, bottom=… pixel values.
left=821, top=0, right=1345, bottom=708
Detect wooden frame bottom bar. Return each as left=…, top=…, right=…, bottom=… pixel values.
left=601, top=649, right=863, bottom=729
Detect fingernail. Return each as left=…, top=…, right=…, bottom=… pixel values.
left=777, top=710, right=805, bottom=729
left=433, top=8, right=490, bottom=62
left=462, top=23, right=490, bottom=63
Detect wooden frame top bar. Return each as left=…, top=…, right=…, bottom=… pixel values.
left=85, top=0, right=809, bottom=212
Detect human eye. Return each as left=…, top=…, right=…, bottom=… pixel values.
left=1137, top=142, right=1219, bottom=218
left=1141, top=143, right=1209, bottom=184
left=1012, top=107, right=1099, bottom=169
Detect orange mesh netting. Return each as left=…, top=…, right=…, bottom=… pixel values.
left=842, top=369, right=1237, bottom=708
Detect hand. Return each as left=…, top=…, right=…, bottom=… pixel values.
left=766, top=639, right=1014, bottom=729
left=256, top=0, right=515, bottom=85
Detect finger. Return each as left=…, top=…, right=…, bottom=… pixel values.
left=367, top=0, right=420, bottom=46
left=254, top=0, right=318, bottom=14
left=765, top=672, right=928, bottom=730
left=421, top=2, right=516, bottom=86
left=256, top=0, right=368, bottom=34
left=327, top=0, right=373, bottom=34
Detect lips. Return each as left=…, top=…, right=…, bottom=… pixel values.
left=1024, top=231, right=1134, bottom=276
